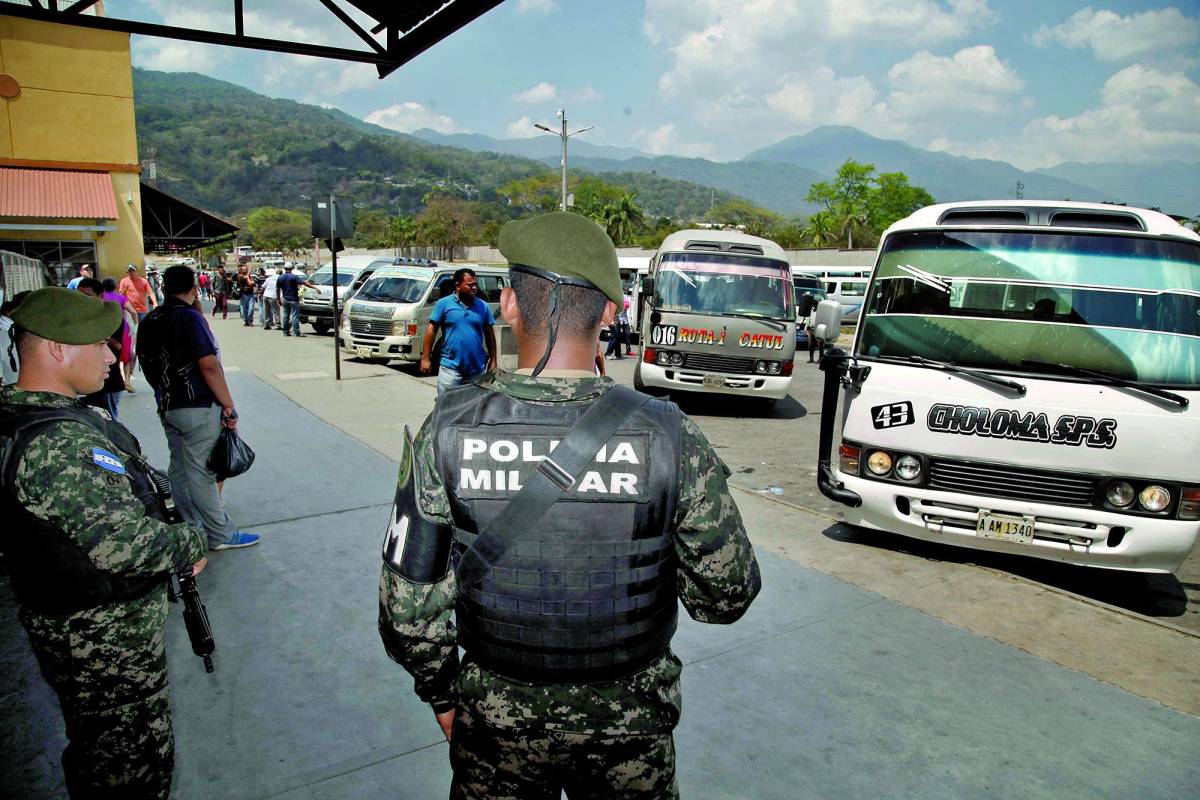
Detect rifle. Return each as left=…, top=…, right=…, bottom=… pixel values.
left=177, top=569, right=215, bottom=673
left=148, top=464, right=217, bottom=673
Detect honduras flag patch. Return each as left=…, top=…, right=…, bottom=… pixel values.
left=91, top=448, right=127, bottom=475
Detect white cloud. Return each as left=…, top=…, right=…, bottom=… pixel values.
left=517, top=0, right=559, bottom=13
left=505, top=116, right=536, bottom=138
left=514, top=82, right=558, bottom=104
left=641, top=0, right=999, bottom=155
left=365, top=102, right=464, bottom=135
left=886, top=45, right=1023, bottom=116
left=1031, top=7, right=1200, bottom=62
left=569, top=86, right=603, bottom=103
left=633, top=124, right=715, bottom=158
left=936, top=64, right=1200, bottom=168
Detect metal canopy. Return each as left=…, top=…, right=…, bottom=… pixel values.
left=0, top=0, right=506, bottom=79
left=140, top=182, right=238, bottom=254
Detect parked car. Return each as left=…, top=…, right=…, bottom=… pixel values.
left=298, top=255, right=400, bottom=334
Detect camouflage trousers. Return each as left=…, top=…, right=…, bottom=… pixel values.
left=449, top=707, right=679, bottom=800
left=61, top=688, right=174, bottom=799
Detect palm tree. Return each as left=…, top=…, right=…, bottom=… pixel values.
left=602, top=193, right=645, bottom=246
left=837, top=209, right=873, bottom=249
left=802, top=212, right=838, bottom=247
left=386, top=216, right=417, bottom=256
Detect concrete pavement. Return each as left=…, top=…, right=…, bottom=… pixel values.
left=2, top=313, right=1198, bottom=798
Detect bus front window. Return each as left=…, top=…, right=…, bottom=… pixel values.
left=654, top=253, right=794, bottom=319
left=858, top=231, right=1200, bottom=387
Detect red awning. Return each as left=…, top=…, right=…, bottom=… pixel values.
left=0, top=167, right=119, bottom=219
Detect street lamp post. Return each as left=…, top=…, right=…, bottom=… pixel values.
left=534, top=108, right=592, bottom=212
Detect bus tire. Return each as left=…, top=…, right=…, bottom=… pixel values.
left=312, top=321, right=331, bottom=335
left=633, top=361, right=647, bottom=393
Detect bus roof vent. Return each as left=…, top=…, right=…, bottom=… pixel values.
left=727, top=244, right=765, bottom=255
left=938, top=208, right=1029, bottom=226
left=682, top=240, right=765, bottom=255
left=1048, top=210, right=1145, bottom=232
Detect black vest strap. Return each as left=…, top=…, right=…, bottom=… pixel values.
left=455, top=385, right=653, bottom=587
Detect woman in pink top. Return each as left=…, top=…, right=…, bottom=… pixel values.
left=103, top=277, right=138, bottom=391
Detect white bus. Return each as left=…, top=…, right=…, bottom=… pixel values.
left=815, top=200, right=1199, bottom=573
left=636, top=229, right=796, bottom=405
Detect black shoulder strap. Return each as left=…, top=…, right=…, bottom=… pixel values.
left=0, top=406, right=140, bottom=470
left=455, top=385, right=654, bottom=587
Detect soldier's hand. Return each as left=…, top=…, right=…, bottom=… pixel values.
left=191, top=557, right=208, bottom=577
left=435, top=708, right=455, bottom=742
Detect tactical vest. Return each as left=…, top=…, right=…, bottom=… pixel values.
left=0, top=404, right=166, bottom=614
left=433, top=383, right=682, bottom=684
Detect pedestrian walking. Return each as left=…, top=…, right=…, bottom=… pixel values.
left=379, top=212, right=761, bottom=799
left=0, top=287, right=208, bottom=798
left=418, top=267, right=497, bottom=393
left=100, top=277, right=138, bottom=393
left=147, top=267, right=164, bottom=306
left=276, top=262, right=318, bottom=337
left=118, top=264, right=157, bottom=323
left=197, top=270, right=210, bottom=301
left=211, top=267, right=229, bottom=319
left=235, top=265, right=256, bottom=326
left=260, top=268, right=280, bottom=330
left=137, top=266, right=259, bottom=552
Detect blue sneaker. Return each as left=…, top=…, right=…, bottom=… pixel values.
left=212, top=531, right=260, bottom=551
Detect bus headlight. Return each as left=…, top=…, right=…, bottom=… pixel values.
left=669, top=352, right=683, bottom=366
left=866, top=450, right=893, bottom=476
left=767, top=361, right=781, bottom=375
left=1138, top=485, right=1171, bottom=513
left=755, top=361, right=767, bottom=374
left=656, top=351, right=683, bottom=366
left=1105, top=481, right=1135, bottom=507
left=391, top=320, right=417, bottom=336
left=894, top=454, right=922, bottom=482
left=656, top=350, right=670, bottom=365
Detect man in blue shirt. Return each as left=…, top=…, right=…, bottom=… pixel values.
left=276, top=263, right=319, bottom=337
left=419, top=267, right=497, bottom=393
left=66, top=264, right=93, bottom=290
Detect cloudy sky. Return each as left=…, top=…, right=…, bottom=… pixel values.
left=109, top=0, right=1200, bottom=169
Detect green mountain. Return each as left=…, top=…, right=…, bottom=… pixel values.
left=131, top=69, right=746, bottom=222
left=742, top=125, right=1113, bottom=207
left=411, top=128, right=650, bottom=161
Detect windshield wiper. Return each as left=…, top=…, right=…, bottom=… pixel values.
left=722, top=312, right=787, bottom=331
left=1021, top=360, right=1189, bottom=409
left=880, top=355, right=1027, bottom=395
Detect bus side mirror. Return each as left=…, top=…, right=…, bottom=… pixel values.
left=814, top=299, right=842, bottom=341
left=797, top=294, right=816, bottom=317
left=640, top=276, right=654, bottom=296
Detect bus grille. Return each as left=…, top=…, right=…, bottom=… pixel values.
left=350, top=319, right=389, bottom=339
left=681, top=353, right=757, bottom=374
left=926, top=458, right=1098, bottom=507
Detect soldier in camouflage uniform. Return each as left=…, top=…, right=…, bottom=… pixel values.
left=0, top=288, right=208, bottom=798
left=379, top=212, right=761, bottom=799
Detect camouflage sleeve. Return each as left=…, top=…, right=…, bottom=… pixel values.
left=672, top=416, right=762, bottom=624
left=378, top=415, right=460, bottom=711
left=14, top=422, right=206, bottom=576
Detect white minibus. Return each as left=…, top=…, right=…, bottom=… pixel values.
left=815, top=201, right=1199, bottom=573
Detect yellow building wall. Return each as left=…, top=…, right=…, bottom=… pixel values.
left=0, top=16, right=143, bottom=280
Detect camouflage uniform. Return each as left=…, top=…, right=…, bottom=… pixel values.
left=0, top=386, right=207, bottom=798
left=379, top=371, right=761, bottom=799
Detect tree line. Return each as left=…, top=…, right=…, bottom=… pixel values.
left=240, top=159, right=935, bottom=259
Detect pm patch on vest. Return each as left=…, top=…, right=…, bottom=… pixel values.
left=454, top=430, right=651, bottom=502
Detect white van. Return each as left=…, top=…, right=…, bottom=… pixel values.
left=338, top=263, right=508, bottom=363
left=299, top=255, right=400, bottom=334
left=815, top=200, right=1200, bottom=573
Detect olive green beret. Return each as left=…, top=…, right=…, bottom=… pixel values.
left=498, top=211, right=622, bottom=303
left=9, top=287, right=122, bottom=345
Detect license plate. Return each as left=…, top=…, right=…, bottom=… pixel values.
left=976, top=511, right=1035, bottom=544
left=703, top=374, right=725, bottom=388
left=356, top=347, right=371, bottom=358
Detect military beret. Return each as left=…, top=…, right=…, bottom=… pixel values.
left=9, top=287, right=122, bottom=345
left=498, top=211, right=622, bottom=304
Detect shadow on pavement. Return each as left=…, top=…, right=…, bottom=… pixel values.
left=671, top=391, right=808, bottom=420
left=822, top=522, right=1194, bottom=626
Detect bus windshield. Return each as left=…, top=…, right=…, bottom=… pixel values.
left=654, top=253, right=794, bottom=320
left=858, top=230, right=1200, bottom=387
left=354, top=275, right=428, bottom=303
left=309, top=269, right=356, bottom=287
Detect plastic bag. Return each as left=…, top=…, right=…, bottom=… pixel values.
left=207, top=427, right=255, bottom=481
